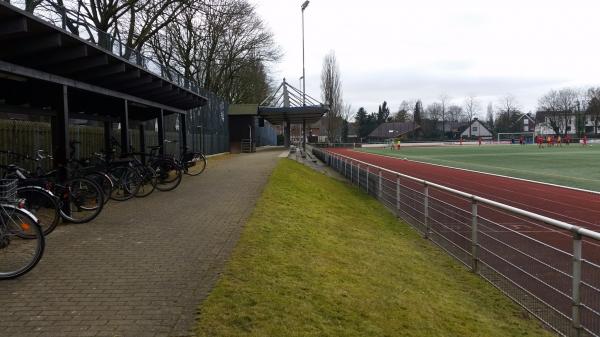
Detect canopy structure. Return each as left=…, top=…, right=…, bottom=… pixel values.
left=258, top=79, right=329, bottom=148
left=0, top=2, right=207, bottom=175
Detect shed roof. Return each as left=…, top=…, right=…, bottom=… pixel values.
left=0, top=2, right=206, bottom=111
left=368, top=122, right=420, bottom=139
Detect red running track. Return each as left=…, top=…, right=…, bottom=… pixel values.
left=329, top=148, right=600, bottom=232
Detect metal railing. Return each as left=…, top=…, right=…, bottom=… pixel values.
left=312, top=147, right=600, bottom=337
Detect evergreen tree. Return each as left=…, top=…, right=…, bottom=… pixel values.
left=377, top=101, right=390, bottom=123
left=413, top=100, right=423, bottom=125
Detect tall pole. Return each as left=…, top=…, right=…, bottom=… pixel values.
left=301, top=1, right=309, bottom=106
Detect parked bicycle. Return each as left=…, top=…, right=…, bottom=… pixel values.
left=0, top=179, right=44, bottom=280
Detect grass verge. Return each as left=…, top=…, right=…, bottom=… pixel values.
left=196, top=159, right=554, bottom=337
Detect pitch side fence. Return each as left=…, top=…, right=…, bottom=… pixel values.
left=312, top=147, right=600, bottom=337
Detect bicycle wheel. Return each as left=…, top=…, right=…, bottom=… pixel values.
left=134, top=166, right=157, bottom=198
left=0, top=205, right=45, bottom=279
left=60, top=177, right=104, bottom=224
left=184, top=153, right=207, bottom=176
left=151, top=159, right=183, bottom=192
left=109, top=166, right=140, bottom=201
left=85, top=171, right=113, bottom=205
left=17, top=186, right=60, bottom=236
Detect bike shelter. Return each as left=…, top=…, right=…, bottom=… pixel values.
left=0, top=2, right=207, bottom=180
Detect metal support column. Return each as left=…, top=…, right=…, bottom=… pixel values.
left=139, top=124, right=146, bottom=165
left=302, top=119, right=306, bottom=151
left=103, top=121, right=112, bottom=160
left=180, top=113, right=187, bottom=154
left=284, top=121, right=291, bottom=148
left=51, top=85, right=69, bottom=182
left=120, top=100, right=129, bottom=157
left=157, top=109, right=165, bottom=155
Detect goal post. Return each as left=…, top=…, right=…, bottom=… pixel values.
left=497, top=132, right=535, bottom=144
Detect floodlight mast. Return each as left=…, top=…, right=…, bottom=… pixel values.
left=301, top=1, right=309, bottom=106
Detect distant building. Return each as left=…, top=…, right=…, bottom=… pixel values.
left=367, top=122, right=420, bottom=141
left=514, top=113, right=536, bottom=133
left=535, top=111, right=600, bottom=135
left=459, top=118, right=493, bottom=138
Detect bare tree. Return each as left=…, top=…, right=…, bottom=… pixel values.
left=463, top=95, right=480, bottom=137
left=538, top=88, right=578, bottom=136
left=486, top=102, right=494, bottom=131
left=496, top=94, right=520, bottom=132
left=587, top=87, right=600, bottom=134
left=321, top=51, right=343, bottom=142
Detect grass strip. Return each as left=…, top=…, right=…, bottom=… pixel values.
left=196, top=159, right=553, bottom=337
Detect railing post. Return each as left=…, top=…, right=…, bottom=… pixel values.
left=350, top=161, right=353, bottom=183
left=357, top=164, right=360, bottom=188
left=423, top=183, right=429, bottom=238
left=378, top=171, right=383, bottom=199
left=396, top=176, right=401, bottom=215
left=366, top=166, right=370, bottom=194
left=572, top=232, right=583, bottom=337
left=471, top=198, right=479, bottom=273
left=344, top=158, right=347, bottom=176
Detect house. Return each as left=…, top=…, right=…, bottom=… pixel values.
left=367, top=122, right=420, bottom=141
left=534, top=111, right=600, bottom=135
left=459, top=118, right=493, bottom=139
left=515, top=113, right=536, bottom=133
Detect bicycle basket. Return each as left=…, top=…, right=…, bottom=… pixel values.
left=0, top=179, right=17, bottom=202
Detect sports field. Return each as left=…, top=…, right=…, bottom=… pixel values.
left=360, top=144, right=600, bottom=192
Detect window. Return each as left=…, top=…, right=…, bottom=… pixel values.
left=472, top=127, right=478, bottom=132
left=524, top=119, right=529, bottom=125
left=524, top=126, right=528, bottom=132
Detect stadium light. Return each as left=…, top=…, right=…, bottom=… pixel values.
left=301, top=1, right=310, bottom=106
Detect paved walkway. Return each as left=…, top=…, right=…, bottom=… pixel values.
left=0, top=149, right=281, bottom=337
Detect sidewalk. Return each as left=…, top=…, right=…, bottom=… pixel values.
left=0, top=149, right=281, bottom=337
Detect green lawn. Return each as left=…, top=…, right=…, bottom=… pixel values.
left=195, top=159, right=553, bottom=337
left=360, top=145, right=600, bottom=191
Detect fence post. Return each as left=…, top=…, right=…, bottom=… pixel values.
left=423, top=183, right=429, bottom=238
left=396, top=176, right=401, bottom=215
left=378, top=171, right=383, bottom=199
left=350, top=161, right=353, bottom=183
left=571, top=232, right=583, bottom=337
left=471, top=198, right=479, bottom=273
left=366, top=166, right=370, bottom=194
left=357, top=164, right=360, bottom=188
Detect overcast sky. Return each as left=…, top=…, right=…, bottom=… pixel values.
left=253, top=0, right=600, bottom=118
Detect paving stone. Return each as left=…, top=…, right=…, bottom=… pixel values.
left=0, top=150, right=281, bottom=337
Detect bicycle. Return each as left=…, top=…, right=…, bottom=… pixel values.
left=164, top=140, right=207, bottom=176
left=0, top=179, right=44, bottom=280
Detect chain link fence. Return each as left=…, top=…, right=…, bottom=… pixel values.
left=313, top=147, right=600, bottom=337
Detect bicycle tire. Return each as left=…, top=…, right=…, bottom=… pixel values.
left=184, top=153, right=207, bottom=176
left=60, top=177, right=104, bottom=224
left=109, top=166, right=140, bottom=201
left=151, top=159, right=183, bottom=191
left=134, top=166, right=157, bottom=198
left=0, top=205, right=45, bottom=279
left=85, top=171, right=113, bottom=205
left=17, top=186, right=60, bottom=236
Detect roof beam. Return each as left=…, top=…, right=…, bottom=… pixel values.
left=0, top=60, right=187, bottom=114
left=96, top=69, right=140, bottom=85
left=112, top=76, right=153, bottom=91
left=25, top=45, right=88, bottom=67
left=77, top=63, right=126, bottom=80
left=49, top=54, right=109, bottom=74
left=0, top=33, right=62, bottom=58
left=127, top=79, right=164, bottom=95
left=0, top=17, right=27, bottom=36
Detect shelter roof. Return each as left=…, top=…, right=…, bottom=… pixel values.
left=0, top=2, right=206, bottom=111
